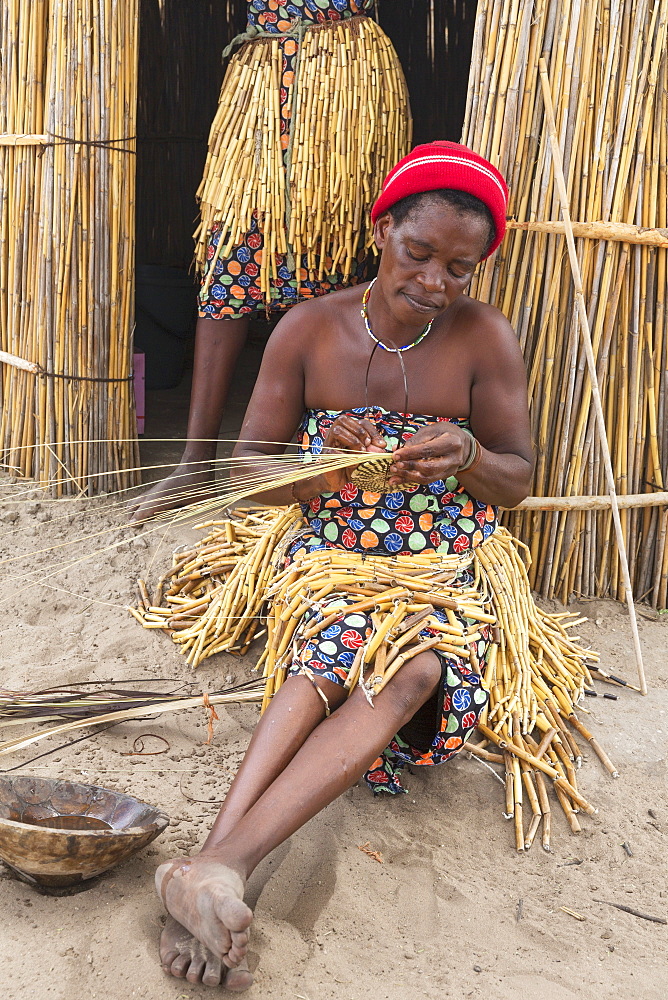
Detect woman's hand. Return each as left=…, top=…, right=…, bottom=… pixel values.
left=320, top=415, right=387, bottom=491
left=292, top=415, right=386, bottom=501
left=387, top=424, right=470, bottom=487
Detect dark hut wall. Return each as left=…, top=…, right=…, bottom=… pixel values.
left=135, top=1, right=247, bottom=269
left=135, top=0, right=478, bottom=269
left=377, top=0, right=477, bottom=145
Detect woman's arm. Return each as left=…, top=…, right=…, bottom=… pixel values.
left=231, top=309, right=385, bottom=504
left=231, top=312, right=308, bottom=505
left=388, top=311, right=534, bottom=508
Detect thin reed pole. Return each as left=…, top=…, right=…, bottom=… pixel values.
left=538, top=57, right=647, bottom=695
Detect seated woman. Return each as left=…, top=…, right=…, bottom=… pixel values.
left=155, top=142, right=534, bottom=990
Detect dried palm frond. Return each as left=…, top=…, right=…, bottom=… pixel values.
left=0, top=682, right=264, bottom=757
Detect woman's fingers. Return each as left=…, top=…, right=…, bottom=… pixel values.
left=327, top=431, right=361, bottom=452
left=395, top=436, right=457, bottom=463
left=389, top=432, right=467, bottom=485
left=358, top=418, right=387, bottom=450
left=324, top=415, right=366, bottom=451
left=393, top=426, right=468, bottom=468
left=324, top=415, right=385, bottom=454
left=388, top=462, right=443, bottom=486
left=319, top=415, right=389, bottom=492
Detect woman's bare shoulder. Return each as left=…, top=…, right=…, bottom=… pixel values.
left=446, top=296, right=525, bottom=382
left=453, top=295, right=515, bottom=340
left=266, top=284, right=365, bottom=348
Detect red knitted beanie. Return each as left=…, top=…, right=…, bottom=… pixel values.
left=371, top=141, right=508, bottom=258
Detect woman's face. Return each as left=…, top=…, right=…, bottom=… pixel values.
left=373, top=198, right=491, bottom=325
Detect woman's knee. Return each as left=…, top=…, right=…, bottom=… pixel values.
left=276, top=673, right=347, bottom=717
left=382, top=650, right=442, bottom=715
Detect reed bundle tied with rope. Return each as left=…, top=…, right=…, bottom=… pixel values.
left=132, top=505, right=616, bottom=850
left=195, top=14, right=411, bottom=301
left=462, top=0, right=668, bottom=607
left=0, top=0, right=140, bottom=496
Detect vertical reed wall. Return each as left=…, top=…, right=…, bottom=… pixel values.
left=0, top=0, right=140, bottom=495
left=462, top=0, right=668, bottom=607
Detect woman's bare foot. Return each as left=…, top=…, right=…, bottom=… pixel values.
left=130, top=459, right=215, bottom=521
left=160, top=915, right=254, bottom=990
left=156, top=858, right=253, bottom=969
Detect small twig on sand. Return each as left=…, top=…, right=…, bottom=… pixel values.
left=593, top=899, right=667, bottom=924
left=358, top=841, right=383, bottom=863
left=560, top=906, right=586, bottom=921
left=179, top=774, right=223, bottom=805
left=120, top=733, right=170, bottom=756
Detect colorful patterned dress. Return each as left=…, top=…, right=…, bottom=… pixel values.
left=197, top=0, right=410, bottom=319
left=286, top=407, right=497, bottom=794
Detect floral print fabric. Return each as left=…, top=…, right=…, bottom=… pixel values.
left=285, top=407, right=496, bottom=793
left=249, top=0, right=374, bottom=32
left=198, top=0, right=373, bottom=320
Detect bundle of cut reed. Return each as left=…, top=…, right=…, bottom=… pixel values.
left=0, top=682, right=264, bottom=757
left=0, top=0, right=140, bottom=496
left=195, top=14, right=411, bottom=302
left=258, top=540, right=489, bottom=710
left=132, top=505, right=614, bottom=849
left=129, top=505, right=302, bottom=664
left=462, top=0, right=668, bottom=607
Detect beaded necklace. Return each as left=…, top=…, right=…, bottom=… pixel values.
left=361, top=278, right=434, bottom=353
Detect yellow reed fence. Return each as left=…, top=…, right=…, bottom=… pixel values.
left=462, top=0, right=668, bottom=607
left=0, top=0, right=140, bottom=495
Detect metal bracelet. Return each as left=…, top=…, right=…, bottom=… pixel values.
left=457, top=431, right=481, bottom=474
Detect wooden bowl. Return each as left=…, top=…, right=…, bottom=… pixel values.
left=0, top=775, right=169, bottom=890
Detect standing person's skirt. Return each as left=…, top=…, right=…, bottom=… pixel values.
left=195, top=0, right=412, bottom=319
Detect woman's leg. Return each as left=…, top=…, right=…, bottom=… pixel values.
left=132, top=315, right=249, bottom=521
left=159, top=673, right=348, bottom=987
left=156, top=650, right=442, bottom=971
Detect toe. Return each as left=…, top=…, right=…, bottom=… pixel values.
left=227, top=937, right=248, bottom=965
left=231, top=928, right=249, bottom=946
left=160, top=915, right=193, bottom=967
left=227, top=946, right=243, bottom=967
left=160, top=949, right=179, bottom=969
left=213, top=893, right=253, bottom=934
left=225, top=962, right=254, bottom=993
left=201, top=956, right=225, bottom=987
left=185, top=956, right=206, bottom=984
left=169, top=952, right=192, bottom=978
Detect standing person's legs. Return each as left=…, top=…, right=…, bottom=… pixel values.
left=132, top=315, right=249, bottom=520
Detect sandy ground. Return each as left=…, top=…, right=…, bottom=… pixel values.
left=0, top=472, right=667, bottom=1000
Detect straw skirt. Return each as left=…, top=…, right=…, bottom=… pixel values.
left=195, top=2, right=412, bottom=318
